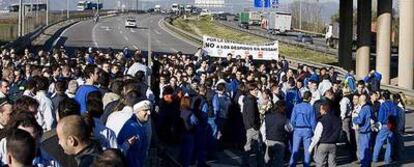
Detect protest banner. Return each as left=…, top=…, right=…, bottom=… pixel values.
left=202, top=36, right=279, bottom=60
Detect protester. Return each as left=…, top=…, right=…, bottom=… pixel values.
left=91, top=149, right=127, bottom=167
left=0, top=80, right=9, bottom=99
left=5, top=129, right=36, bottom=167
left=41, top=98, right=80, bottom=167
left=114, top=100, right=152, bottom=167
left=75, top=64, right=100, bottom=114
left=56, top=115, right=102, bottom=167
left=0, top=42, right=407, bottom=167
left=178, top=96, right=198, bottom=167
left=309, top=100, right=341, bottom=167
left=86, top=98, right=118, bottom=150
left=289, top=91, right=316, bottom=167
left=372, top=90, right=398, bottom=164
left=2, top=112, right=59, bottom=166
left=262, top=100, right=292, bottom=167
left=33, top=76, right=55, bottom=131
left=0, top=98, right=12, bottom=139
left=241, top=82, right=262, bottom=167
left=393, top=93, right=406, bottom=161
left=339, top=88, right=356, bottom=160
left=352, top=94, right=374, bottom=167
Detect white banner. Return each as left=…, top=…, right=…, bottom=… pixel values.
left=202, top=36, right=279, bottom=60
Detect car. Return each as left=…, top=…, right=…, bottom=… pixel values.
left=125, top=18, right=137, bottom=28
left=238, top=23, right=249, bottom=29
left=295, top=34, right=313, bottom=44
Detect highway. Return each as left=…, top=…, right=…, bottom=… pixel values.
left=61, top=13, right=197, bottom=55
left=220, top=20, right=328, bottom=48
left=58, top=14, right=414, bottom=167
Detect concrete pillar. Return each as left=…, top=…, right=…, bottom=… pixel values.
left=338, top=0, right=353, bottom=71
left=398, top=0, right=414, bottom=89
left=356, top=0, right=371, bottom=79
left=376, top=0, right=392, bottom=84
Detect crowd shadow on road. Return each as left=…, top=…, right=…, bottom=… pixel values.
left=29, top=45, right=194, bottom=60
left=374, top=135, right=414, bottom=167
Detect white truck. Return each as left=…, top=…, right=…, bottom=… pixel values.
left=325, top=23, right=358, bottom=49
left=185, top=4, right=192, bottom=13
left=324, top=23, right=339, bottom=48
left=171, top=3, right=179, bottom=13
left=249, top=11, right=261, bottom=25
left=266, top=12, right=292, bottom=34
left=154, top=5, right=161, bottom=12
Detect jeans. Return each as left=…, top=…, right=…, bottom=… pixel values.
left=359, top=132, right=372, bottom=167
left=372, top=127, right=393, bottom=164
left=289, top=129, right=313, bottom=167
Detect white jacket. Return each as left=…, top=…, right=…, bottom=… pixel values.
left=34, top=91, right=55, bottom=131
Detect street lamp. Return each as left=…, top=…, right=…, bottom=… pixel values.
left=67, top=0, right=70, bottom=19
left=18, top=0, right=23, bottom=36
left=299, top=0, right=302, bottom=30
left=46, top=0, right=49, bottom=25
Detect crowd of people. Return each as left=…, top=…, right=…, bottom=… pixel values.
left=0, top=46, right=408, bottom=167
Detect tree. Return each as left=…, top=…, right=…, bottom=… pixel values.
left=290, top=1, right=324, bottom=33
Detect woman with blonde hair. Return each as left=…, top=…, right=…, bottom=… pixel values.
left=179, top=95, right=198, bottom=167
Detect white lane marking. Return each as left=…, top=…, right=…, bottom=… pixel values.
left=131, top=29, right=136, bottom=33
left=154, top=29, right=161, bottom=35
left=124, top=36, right=129, bottom=41
left=92, top=21, right=100, bottom=48
left=158, top=19, right=199, bottom=48
left=171, top=48, right=178, bottom=52
left=52, top=21, right=83, bottom=48
left=133, top=45, right=139, bottom=49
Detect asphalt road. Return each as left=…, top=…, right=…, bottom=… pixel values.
left=61, top=13, right=197, bottom=55
left=59, top=14, right=414, bottom=167
left=222, top=20, right=328, bottom=48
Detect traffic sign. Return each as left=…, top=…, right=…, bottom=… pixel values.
left=254, top=0, right=270, bottom=8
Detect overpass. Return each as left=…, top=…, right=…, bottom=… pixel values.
left=338, top=0, right=413, bottom=89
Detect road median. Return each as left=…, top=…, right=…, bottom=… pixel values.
left=171, top=16, right=338, bottom=65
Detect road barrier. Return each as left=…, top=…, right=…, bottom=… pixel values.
left=163, top=17, right=414, bottom=109
left=1, top=11, right=118, bottom=52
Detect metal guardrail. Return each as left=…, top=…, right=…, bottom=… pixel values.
left=216, top=20, right=338, bottom=56
left=292, top=28, right=325, bottom=37
left=1, top=11, right=118, bottom=52
left=162, top=17, right=414, bottom=108
left=1, top=25, right=45, bottom=50
left=47, top=13, right=120, bottom=52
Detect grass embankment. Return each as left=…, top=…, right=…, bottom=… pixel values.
left=172, top=16, right=337, bottom=65
left=0, top=24, right=17, bottom=42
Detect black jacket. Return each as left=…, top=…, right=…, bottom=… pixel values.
left=265, top=112, right=289, bottom=142
left=319, top=114, right=341, bottom=144
left=41, top=130, right=77, bottom=167
left=242, top=94, right=260, bottom=130
left=74, top=141, right=102, bottom=167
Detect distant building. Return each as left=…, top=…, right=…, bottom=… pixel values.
left=194, top=0, right=225, bottom=8
left=8, top=3, right=47, bottom=12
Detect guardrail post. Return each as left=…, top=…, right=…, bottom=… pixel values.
left=9, top=26, right=14, bottom=40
